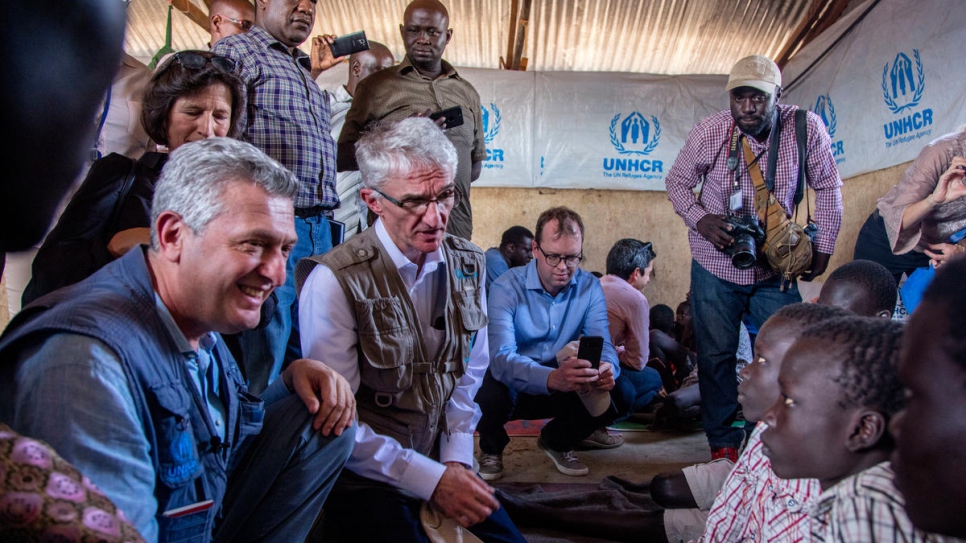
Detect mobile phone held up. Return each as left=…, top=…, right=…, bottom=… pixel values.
left=429, top=105, right=464, bottom=128
left=329, top=30, right=369, bottom=58
left=576, top=335, right=604, bottom=370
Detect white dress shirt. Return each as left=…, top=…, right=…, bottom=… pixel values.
left=299, top=219, right=489, bottom=500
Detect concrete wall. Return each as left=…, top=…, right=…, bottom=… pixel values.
left=0, top=161, right=911, bottom=332
left=469, top=161, right=910, bottom=310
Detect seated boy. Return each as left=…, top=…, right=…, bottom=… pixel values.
left=698, top=303, right=849, bottom=542
left=816, top=259, right=897, bottom=318
left=761, top=316, right=954, bottom=542
left=891, top=258, right=966, bottom=538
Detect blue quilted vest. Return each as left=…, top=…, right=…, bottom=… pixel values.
left=0, top=248, right=264, bottom=542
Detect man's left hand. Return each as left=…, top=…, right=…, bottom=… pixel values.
left=799, top=251, right=831, bottom=282
left=430, top=462, right=499, bottom=527
left=283, top=358, right=355, bottom=436
left=310, top=34, right=344, bottom=78
left=592, top=361, right=616, bottom=391
left=925, top=242, right=966, bottom=268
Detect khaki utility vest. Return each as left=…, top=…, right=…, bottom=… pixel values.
left=297, top=229, right=487, bottom=457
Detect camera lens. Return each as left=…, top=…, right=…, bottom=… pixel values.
left=730, top=233, right=757, bottom=269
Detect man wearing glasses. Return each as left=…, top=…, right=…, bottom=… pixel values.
left=475, top=207, right=633, bottom=480
left=296, top=117, right=524, bottom=542
left=207, top=0, right=254, bottom=48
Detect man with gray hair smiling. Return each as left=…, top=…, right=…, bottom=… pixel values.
left=0, top=137, right=355, bottom=542
left=297, top=117, right=524, bottom=542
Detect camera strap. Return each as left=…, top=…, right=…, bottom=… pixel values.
left=743, top=137, right=787, bottom=233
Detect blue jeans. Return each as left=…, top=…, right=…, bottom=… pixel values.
left=615, top=365, right=663, bottom=421
left=322, top=479, right=526, bottom=543
left=689, top=260, right=800, bottom=449
left=215, top=394, right=355, bottom=543
left=235, top=214, right=332, bottom=395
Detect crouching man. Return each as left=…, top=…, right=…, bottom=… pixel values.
left=0, top=137, right=355, bottom=543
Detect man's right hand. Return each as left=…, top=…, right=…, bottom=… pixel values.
left=696, top=214, right=735, bottom=250
left=547, top=356, right=600, bottom=392
left=431, top=463, right=499, bottom=527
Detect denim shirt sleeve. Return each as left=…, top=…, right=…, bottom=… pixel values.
left=584, top=279, right=621, bottom=380
left=12, top=333, right=158, bottom=542
left=487, top=277, right=553, bottom=395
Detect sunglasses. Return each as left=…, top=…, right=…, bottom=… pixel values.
left=171, top=52, right=237, bottom=73
left=223, top=17, right=253, bottom=31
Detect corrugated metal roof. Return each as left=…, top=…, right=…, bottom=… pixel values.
left=123, top=0, right=816, bottom=74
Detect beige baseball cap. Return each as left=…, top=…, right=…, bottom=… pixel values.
left=726, top=55, right=781, bottom=94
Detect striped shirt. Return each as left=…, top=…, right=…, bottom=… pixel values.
left=703, top=422, right=820, bottom=542
left=666, top=105, right=842, bottom=285
left=213, top=26, right=338, bottom=210
left=811, top=462, right=959, bottom=543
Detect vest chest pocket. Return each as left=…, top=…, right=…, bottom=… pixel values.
left=453, top=289, right=487, bottom=372
left=355, top=297, right=415, bottom=392
left=150, top=385, right=204, bottom=489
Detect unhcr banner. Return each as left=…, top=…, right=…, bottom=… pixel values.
left=783, top=0, right=966, bottom=179
left=320, top=67, right=731, bottom=191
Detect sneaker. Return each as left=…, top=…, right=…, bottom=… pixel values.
left=710, top=446, right=739, bottom=463
left=577, top=427, right=624, bottom=450
left=478, top=453, right=504, bottom=481
left=537, top=436, right=589, bottom=476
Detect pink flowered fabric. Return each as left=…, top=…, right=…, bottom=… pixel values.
left=0, top=423, right=145, bottom=542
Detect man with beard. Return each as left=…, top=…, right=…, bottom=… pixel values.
left=665, top=55, right=843, bottom=462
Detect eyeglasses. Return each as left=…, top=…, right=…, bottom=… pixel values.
left=223, top=17, right=253, bottom=31
left=372, top=186, right=461, bottom=215
left=536, top=245, right=582, bottom=268
left=171, top=52, right=237, bottom=73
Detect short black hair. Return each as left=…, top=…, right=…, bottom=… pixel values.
left=650, top=304, right=675, bottom=333
left=825, top=260, right=897, bottom=315
left=605, top=239, right=656, bottom=280
left=770, top=302, right=852, bottom=329
left=921, top=256, right=966, bottom=372
left=500, top=225, right=533, bottom=248
left=799, top=316, right=905, bottom=417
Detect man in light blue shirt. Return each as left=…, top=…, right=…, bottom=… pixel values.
left=476, top=207, right=633, bottom=480
left=484, top=225, right=534, bottom=290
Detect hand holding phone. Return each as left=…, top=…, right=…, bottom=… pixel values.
left=577, top=335, right=604, bottom=370
left=329, top=30, right=369, bottom=58
left=429, top=105, right=464, bottom=129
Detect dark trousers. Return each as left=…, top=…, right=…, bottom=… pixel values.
left=475, top=370, right=632, bottom=454
left=322, top=482, right=526, bottom=543
left=213, top=394, right=355, bottom=543
left=690, top=260, right=800, bottom=449
left=853, top=210, right=930, bottom=284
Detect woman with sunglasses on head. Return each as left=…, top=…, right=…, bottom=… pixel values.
left=23, top=50, right=246, bottom=306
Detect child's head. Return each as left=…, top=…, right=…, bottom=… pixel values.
left=761, top=316, right=904, bottom=490
left=891, top=257, right=966, bottom=538
left=650, top=304, right=675, bottom=334
left=816, top=260, right=897, bottom=318
left=738, top=303, right=851, bottom=422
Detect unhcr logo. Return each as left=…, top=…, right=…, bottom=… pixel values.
left=481, top=103, right=501, bottom=144
left=882, top=50, right=924, bottom=114
left=880, top=49, right=932, bottom=147
left=609, top=112, right=660, bottom=155
left=813, top=95, right=837, bottom=139
left=602, top=112, right=663, bottom=180
left=481, top=103, right=505, bottom=169
left=813, top=95, right=844, bottom=163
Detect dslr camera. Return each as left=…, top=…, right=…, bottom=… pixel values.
left=722, top=215, right=765, bottom=269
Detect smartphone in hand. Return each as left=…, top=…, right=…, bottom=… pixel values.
left=329, top=30, right=369, bottom=58
left=577, top=335, right=604, bottom=370
left=429, top=105, right=464, bottom=128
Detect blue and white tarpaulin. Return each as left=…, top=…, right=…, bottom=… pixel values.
left=317, top=0, right=963, bottom=190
